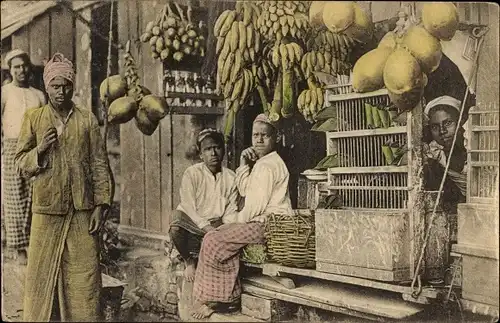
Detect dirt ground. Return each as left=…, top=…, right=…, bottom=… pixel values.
left=1, top=252, right=26, bottom=322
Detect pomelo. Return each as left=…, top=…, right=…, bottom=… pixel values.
left=322, top=2, right=355, bottom=34
left=352, top=46, right=394, bottom=93
left=402, top=25, right=442, bottom=73
left=422, top=2, right=459, bottom=41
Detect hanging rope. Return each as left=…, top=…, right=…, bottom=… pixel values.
left=410, top=26, right=489, bottom=297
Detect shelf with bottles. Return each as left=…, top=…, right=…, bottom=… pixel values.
left=163, top=69, right=225, bottom=114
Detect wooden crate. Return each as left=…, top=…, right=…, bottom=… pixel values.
left=452, top=244, right=499, bottom=307
left=315, top=206, right=449, bottom=282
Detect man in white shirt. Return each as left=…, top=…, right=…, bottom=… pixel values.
left=192, top=114, right=292, bottom=319
left=169, top=128, right=237, bottom=282
left=1, top=49, right=46, bottom=264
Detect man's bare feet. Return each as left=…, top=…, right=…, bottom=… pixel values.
left=191, top=304, right=214, bottom=319
left=16, top=250, right=27, bottom=266
left=184, top=259, right=196, bottom=282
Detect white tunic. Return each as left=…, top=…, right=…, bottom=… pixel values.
left=177, top=162, right=237, bottom=229
left=224, top=151, right=293, bottom=224
left=1, top=83, right=46, bottom=139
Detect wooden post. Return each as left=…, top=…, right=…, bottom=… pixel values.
left=74, top=8, right=92, bottom=109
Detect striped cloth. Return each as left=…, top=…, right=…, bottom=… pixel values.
left=193, top=222, right=265, bottom=304
left=2, top=138, right=32, bottom=249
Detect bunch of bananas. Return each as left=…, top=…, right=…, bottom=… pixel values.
left=140, top=3, right=206, bottom=62
left=306, top=31, right=357, bottom=62
left=270, top=42, right=304, bottom=70
left=256, top=1, right=310, bottom=41
left=297, top=77, right=325, bottom=123
left=301, top=50, right=352, bottom=79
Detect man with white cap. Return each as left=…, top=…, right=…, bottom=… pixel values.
left=1, top=49, right=46, bottom=264
left=169, top=128, right=237, bottom=282
left=191, top=114, right=292, bottom=319
left=15, top=53, right=111, bottom=321
left=423, top=95, right=468, bottom=209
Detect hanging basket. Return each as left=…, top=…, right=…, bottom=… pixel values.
left=265, top=211, right=316, bottom=268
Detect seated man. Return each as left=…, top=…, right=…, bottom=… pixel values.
left=169, top=129, right=237, bottom=282
left=191, top=114, right=293, bottom=319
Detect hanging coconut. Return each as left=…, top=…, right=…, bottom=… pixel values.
left=139, top=94, right=169, bottom=122
left=388, top=82, right=425, bottom=111
left=135, top=108, right=159, bottom=136
left=100, top=75, right=128, bottom=103
left=422, top=2, right=459, bottom=41
left=322, top=2, right=355, bottom=34
left=383, top=48, right=425, bottom=95
left=402, top=25, right=442, bottom=74
left=309, top=1, right=327, bottom=28
left=108, top=96, right=138, bottom=124
left=352, top=46, right=393, bottom=93
left=344, top=2, right=374, bottom=43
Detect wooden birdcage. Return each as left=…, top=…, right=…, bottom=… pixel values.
left=315, top=88, right=449, bottom=282
left=466, top=103, right=499, bottom=204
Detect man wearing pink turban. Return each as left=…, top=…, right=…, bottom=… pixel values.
left=15, top=53, right=111, bottom=321
left=191, top=114, right=292, bottom=319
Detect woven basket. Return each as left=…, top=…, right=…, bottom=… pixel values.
left=265, top=211, right=316, bottom=268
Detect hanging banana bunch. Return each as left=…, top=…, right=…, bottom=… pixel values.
left=297, top=76, right=325, bottom=123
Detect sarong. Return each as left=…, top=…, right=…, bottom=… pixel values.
left=23, top=209, right=102, bottom=322
left=169, top=210, right=206, bottom=259
left=193, top=222, right=265, bottom=304
left=2, top=138, right=32, bottom=249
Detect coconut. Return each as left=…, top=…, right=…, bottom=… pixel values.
left=108, top=96, right=138, bottom=124
left=139, top=94, right=168, bottom=122
left=100, top=75, right=128, bottom=103
left=344, top=2, right=373, bottom=43
left=378, top=31, right=399, bottom=50
left=402, top=25, right=442, bottom=74
left=352, top=46, right=393, bottom=93
left=135, top=108, right=159, bottom=136
left=383, top=48, right=424, bottom=94
left=322, top=2, right=355, bottom=34
left=422, top=2, right=459, bottom=41
left=309, top=2, right=327, bottom=28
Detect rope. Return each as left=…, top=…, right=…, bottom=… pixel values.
left=410, top=27, right=489, bottom=297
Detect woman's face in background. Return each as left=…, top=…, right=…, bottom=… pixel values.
left=429, top=106, right=460, bottom=150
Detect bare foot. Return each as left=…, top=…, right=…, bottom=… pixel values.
left=184, top=260, right=196, bottom=282
left=191, top=304, right=214, bottom=319
left=16, top=250, right=27, bottom=266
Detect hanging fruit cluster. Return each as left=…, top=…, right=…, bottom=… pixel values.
left=352, top=2, right=459, bottom=112
left=212, top=1, right=374, bottom=138
left=100, top=41, right=168, bottom=136
left=140, top=3, right=206, bottom=63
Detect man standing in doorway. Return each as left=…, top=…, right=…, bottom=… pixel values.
left=15, top=53, right=112, bottom=322
left=1, top=49, right=46, bottom=264
left=169, top=128, right=237, bottom=282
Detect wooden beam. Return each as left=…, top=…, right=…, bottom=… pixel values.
left=28, top=12, right=50, bottom=66
left=141, top=1, right=162, bottom=233
left=74, top=8, right=92, bottom=109
left=50, top=4, right=74, bottom=61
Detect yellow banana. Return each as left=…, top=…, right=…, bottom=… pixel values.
left=219, top=11, right=236, bottom=37
left=230, top=22, right=239, bottom=53
left=286, top=44, right=295, bottom=65
left=291, top=43, right=303, bottom=62
left=332, top=34, right=341, bottom=58
left=272, top=44, right=281, bottom=68
left=239, top=71, right=249, bottom=105
left=246, top=26, right=253, bottom=49
left=304, top=89, right=311, bottom=107
left=272, top=21, right=280, bottom=33
left=243, top=3, right=252, bottom=26
left=216, top=36, right=225, bottom=55
left=317, top=52, right=325, bottom=69
left=254, top=31, right=260, bottom=53
left=223, top=80, right=234, bottom=99
left=279, top=44, right=288, bottom=69
left=220, top=36, right=231, bottom=60
left=325, top=31, right=334, bottom=48
left=230, top=50, right=242, bottom=84
left=214, top=10, right=231, bottom=37
left=249, top=47, right=255, bottom=61
left=231, top=77, right=244, bottom=102
left=300, top=53, right=308, bottom=76
left=287, top=15, right=294, bottom=28
left=331, top=57, right=338, bottom=75
left=316, top=87, right=324, bottom=110
left=309, top=89, right=317, bottom=113
left=238, top=22, right=246, bottom=51
left=221, top=52, right=234, bottom=84
left=279, top=16, right=287, bottom=27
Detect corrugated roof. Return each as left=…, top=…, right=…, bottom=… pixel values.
left=1, top=0, right=104, bottom=40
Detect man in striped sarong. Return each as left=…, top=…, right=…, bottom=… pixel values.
left=16, top=53, right=111, bottom=322
left=191, top=114, right=293, bottom=319
left=1, top=49, right=46, bottom=264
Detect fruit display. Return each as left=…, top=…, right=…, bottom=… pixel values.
left=140, top=3, right=206, bottom=63
left=351, top=2, right=459, bottom=112
left=100, top=41, right=168, bottom=136
left=212, top=1, right=370, bottom=138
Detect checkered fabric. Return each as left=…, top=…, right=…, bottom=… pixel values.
left=193, top=222, right=265, bottom=304
left=2, top=138, right=32, bottom=249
